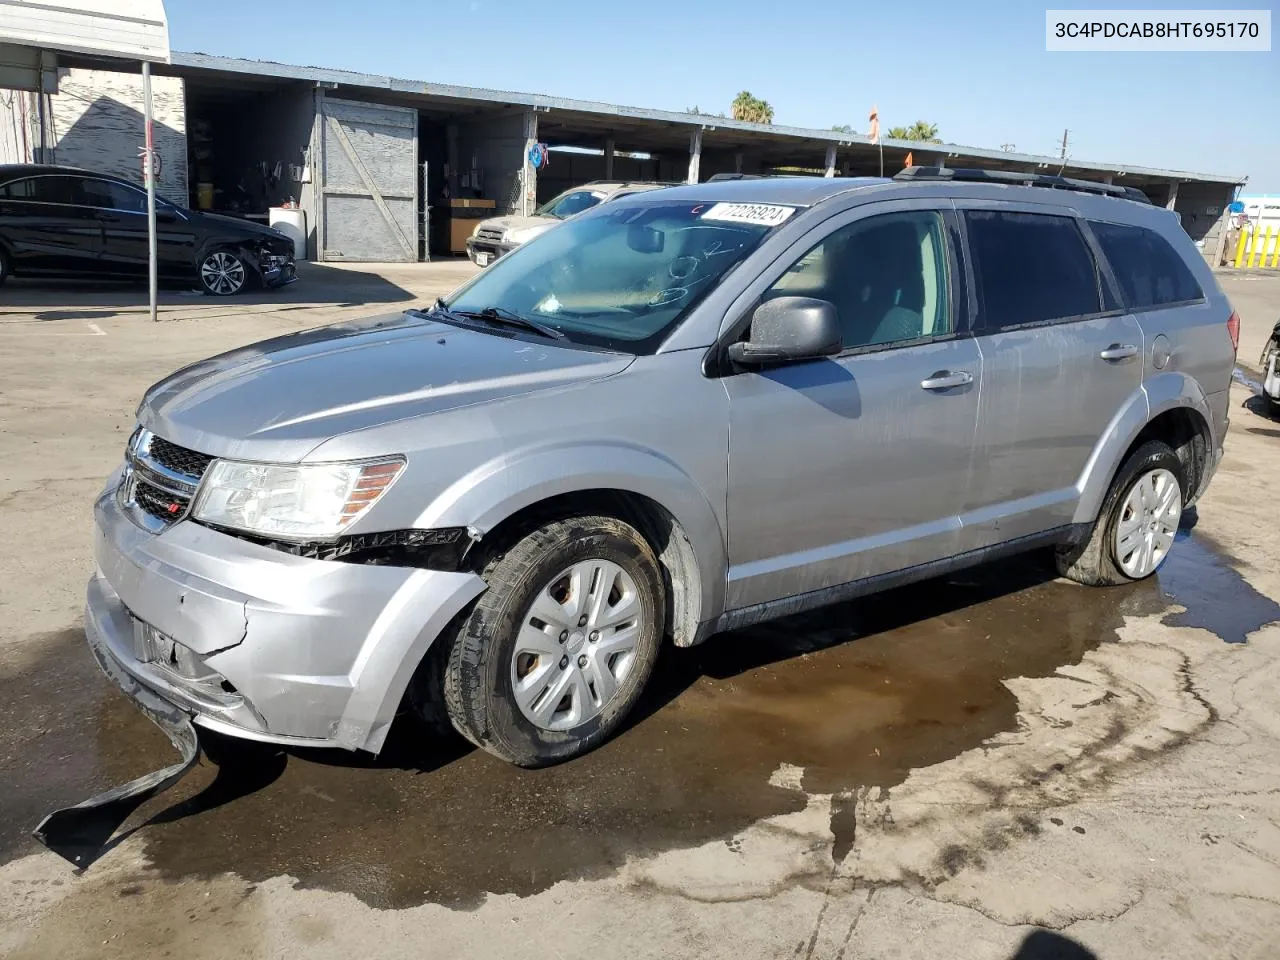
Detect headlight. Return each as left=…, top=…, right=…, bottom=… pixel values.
left=193, top=457, right=404, bottom=540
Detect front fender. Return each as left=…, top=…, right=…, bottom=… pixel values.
left=414, top=441, right=728, bottom=625
left=1072, top=371, right=1212, bottom=525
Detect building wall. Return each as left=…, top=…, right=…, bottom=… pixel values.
left=2, top=67, right=190, bottom=200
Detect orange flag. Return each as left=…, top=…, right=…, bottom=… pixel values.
left=904, top=151, right=914, bottom=168
left=868, top=105, right=880, bottom=145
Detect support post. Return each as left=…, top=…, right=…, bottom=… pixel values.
left=687, top=128, right=702, bottom=185
left=734, top=151, right=743, bottom=174
left=604, top=137, right=615, bottom=180
left=142, top=61, right=157, bottom=323
left=1165, top=179, right=1179, bottom=212
left=824, top=144, right=837, bottom=178
left=521, top=111, right=538, bottom=216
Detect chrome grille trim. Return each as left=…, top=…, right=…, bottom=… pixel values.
left=118, top=428, right=213, bottom=532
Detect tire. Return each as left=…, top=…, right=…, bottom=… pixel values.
left=1056, top=440, right=1184, bottom=586
left=199, top=249, right=248, bottom=296
left=439, top=515, right=665, bottom=767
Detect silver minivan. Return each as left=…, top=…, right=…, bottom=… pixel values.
left=86, top=169, right=1237, bottom=768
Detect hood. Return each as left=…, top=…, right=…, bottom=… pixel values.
left=138, top=311, right=633, bottom=462
left=480, top=214, right=557, bottom=234
left=193, top=210, right=285, bottom=239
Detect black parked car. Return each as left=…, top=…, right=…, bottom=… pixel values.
left=0, top=164, right=296, bottom=295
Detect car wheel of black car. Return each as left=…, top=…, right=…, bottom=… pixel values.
left=199, top=249, right=248, bottom=296
left=1056, top=440, right=1184, bottom=586
left=438, top=515, right=665, bottom=767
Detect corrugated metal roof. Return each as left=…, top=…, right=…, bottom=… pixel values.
left=171, top=51, right=1244, bottom=186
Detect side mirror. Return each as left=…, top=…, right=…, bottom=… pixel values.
left=727, top=296, right=842, bottom=366
left=155, top=207, right=178, bottom=222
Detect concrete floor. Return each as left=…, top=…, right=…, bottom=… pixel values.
left=1, top=266, right=1279, bottom=960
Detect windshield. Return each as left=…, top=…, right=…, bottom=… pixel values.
left=446, top=199, right=787, bottom=352
left=535, top=189, right=606, bottom=219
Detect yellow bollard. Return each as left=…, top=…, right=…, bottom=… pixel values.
left=1234, top=226, right=1250, bottom=267
left=1271, top=229, right=1280, bottom=269
left=1252, top=226, right=1270, bottom=268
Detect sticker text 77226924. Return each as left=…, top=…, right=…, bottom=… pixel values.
left=699, top=203, right=797, bottom=228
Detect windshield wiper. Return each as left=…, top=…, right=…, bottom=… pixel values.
left=415, top=300, right=565, bottom=341
left=459, top=306, right=567, bottom=340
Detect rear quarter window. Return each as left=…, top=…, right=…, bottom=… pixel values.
left=1088, top=220, right=1204, bottom=310
left=963, top=210, right=1103, bottom=330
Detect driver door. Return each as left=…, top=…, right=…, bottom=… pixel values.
left=722, top=201, right=982, bottom=611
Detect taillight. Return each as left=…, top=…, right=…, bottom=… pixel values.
left=1227, top=310, right=1240, bottom=354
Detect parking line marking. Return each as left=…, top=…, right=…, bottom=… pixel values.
left=86, top=323, right=106, bottom=336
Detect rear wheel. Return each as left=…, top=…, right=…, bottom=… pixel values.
left=1056, top=440, right=1184, bottom=586
left=199, top=249, right=247, bottom=296
left=438, top=515, right=665, bottom=767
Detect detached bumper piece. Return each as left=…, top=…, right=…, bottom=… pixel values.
left=33, top=635, right=200, bottom=868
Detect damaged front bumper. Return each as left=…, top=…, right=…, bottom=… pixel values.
left=87, top=486, right=486, bottom=753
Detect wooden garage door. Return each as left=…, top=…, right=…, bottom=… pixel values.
left=319, top=98, right=418, bottom=262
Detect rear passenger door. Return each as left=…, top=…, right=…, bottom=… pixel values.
left=0, top=175, right=103, bottom=276
left=956, top=205, right=1142, bottom=550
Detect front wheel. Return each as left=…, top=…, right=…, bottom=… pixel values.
left=1056, top=440, right=1184, bottom=586
left=439, top=515, right=665, bottom=767
left=199, top=249, right=247, bottom=296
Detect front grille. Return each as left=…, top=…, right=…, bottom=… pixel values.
left=475, top=227, right=505, bottom=244
left=135, top=481, right=187, bottom=522
left=148, top=436, right=214, bottom=478
left=120, top=430, right=213, bottom=530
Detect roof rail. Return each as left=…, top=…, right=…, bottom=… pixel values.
left=706, top=172, right=767, bottom=181
left=893, top=166, right=1151, bottom=204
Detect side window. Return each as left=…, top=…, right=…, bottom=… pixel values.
left=963, top=210, right=1103, bottom=330
left=764, top=210, right=952, bottom=349
left=1088, top=220, right=1204, bottom=309
left=0, top=178, right=37, bottom=200
left=0, top=177, right=73, bottom=203
left=75, top=178, right=147, bottom=213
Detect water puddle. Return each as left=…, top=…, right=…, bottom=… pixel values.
left=1, top=534, right=1276, bottom=909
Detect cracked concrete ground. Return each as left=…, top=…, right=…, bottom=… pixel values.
left=1, top=267, right=1279, bottom=959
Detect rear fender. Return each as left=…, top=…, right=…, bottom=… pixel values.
left=1072, top=372, right=1211, bottom=525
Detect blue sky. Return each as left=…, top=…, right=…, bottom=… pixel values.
left=168, top=0, right=1280, bottom=191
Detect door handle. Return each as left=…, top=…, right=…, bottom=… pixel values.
left=1099, top=343, right=1138, bottom=361
left=920, top=370, right=973, bottom=391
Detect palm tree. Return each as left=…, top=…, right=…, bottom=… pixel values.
left=831, top=124, right=855, bottom=134
left=731, top=91, right=775, bottom=125
left=887, top=125, right=912, bottom=140
left=909, top=120, right=940, bottom=142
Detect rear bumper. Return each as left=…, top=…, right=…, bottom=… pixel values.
left=86, top=483, right=486, bottom=752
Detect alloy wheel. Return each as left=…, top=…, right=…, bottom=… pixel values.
left=200, top=251, right=245, bottom=295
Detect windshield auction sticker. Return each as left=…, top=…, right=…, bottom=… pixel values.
left=700, top=203, right=797, bottom=227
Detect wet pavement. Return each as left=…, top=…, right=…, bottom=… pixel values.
left=1, top=534, right=1277, bottom=911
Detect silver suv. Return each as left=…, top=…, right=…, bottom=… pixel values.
left=87, top=169, right=1237, bottom=767
left=464, top=180, right=669, bottom=266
